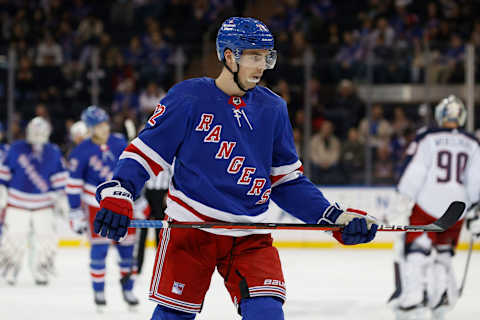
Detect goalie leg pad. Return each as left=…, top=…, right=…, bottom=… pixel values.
left=240, top=297, right=284, bottom=320
left=0, top=208, right=31, bottom=284
left=30, top=208, right=57, bottom=283
left=151, top=304, right=196, bottom=319
left=428, top=247, right=458, bottom=317
left=390, top=234, right=432, bottom=314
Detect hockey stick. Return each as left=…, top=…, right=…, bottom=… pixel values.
left=129, top=201, right=465, bottom=232
left=458, top=235, right=474, bottom=297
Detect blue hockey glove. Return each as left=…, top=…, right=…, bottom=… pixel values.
left=318, top=203, right=378, bottom=245
left=94, top=180, right=134, bottom=242
left=340, top=217, right=378, bottom=245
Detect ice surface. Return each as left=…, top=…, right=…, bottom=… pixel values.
left=1, top=247, right=479, bottom=319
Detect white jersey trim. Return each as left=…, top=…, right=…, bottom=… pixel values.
left=166, top=185, right=271, bottom=236
left=120, top=151, right=155, bottom=178
left=271, top=160, right=302, bottom=176
left=7, top=188, right=54, bottom=209
left=132, top=137, right=172, bottom=172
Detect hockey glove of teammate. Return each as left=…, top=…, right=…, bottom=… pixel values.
left=318, top=203, right=378, bottom=245
left=466, top=211, right=480, bottom=238
left=69, top=209, right=88, bottom=234
left=94, top=180, right=133, bottom=241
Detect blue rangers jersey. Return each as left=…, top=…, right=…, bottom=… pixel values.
left=0, top=143, right=8, bottom=164
left=67, top=134, right=127, bottom=209
left=113, top=77, right=331, bottom=236
left=0, top=141, right=67, bottom=210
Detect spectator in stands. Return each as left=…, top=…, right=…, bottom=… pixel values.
left=36, top=33, right=63, bottom=67
left=427, top=33, right=465, bottom=83
left=373, top=143, right=394, bottom=185
left=391, top=106, right=411, bottom=136
left=139, top=81, right=166, bottom=122
left=76, top=14, right=103, bottom=45
left=325, top=79, right=365, bottom=139
left=111, top=78, right=139, bottom=119
left=358, top=103, right=393, bottom=148
left=332, top=30, right=365, bottom=81
left=340, top=127, right=365, bottom=185
left=309, top=120, right=342, bottom=185
left=123, top=36, right=145, bottom=68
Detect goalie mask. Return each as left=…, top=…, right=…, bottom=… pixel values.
left=26, top=117, right=51, bottom=146
left=434, top=95, right=466, bottom=127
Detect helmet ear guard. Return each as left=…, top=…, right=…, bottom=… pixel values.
left=434, top=95, right=467, bottom=127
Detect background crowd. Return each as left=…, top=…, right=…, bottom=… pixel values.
left=1, top=0, right=480, bottom=185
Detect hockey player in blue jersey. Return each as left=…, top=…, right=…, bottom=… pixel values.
left=93, top=17, right=379, bottom=319
left=66, top=106, right=140, bottom=310
left=0, top=123, right=9, bottom=238
left=0, top=117, right=69, bottom=285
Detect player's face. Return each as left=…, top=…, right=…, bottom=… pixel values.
left=92, top=122, right=110, bottom=144
left=237, top=49, right=270, bottom=89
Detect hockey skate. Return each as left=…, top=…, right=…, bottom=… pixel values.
left=122, top=289, right=139, bottom=311
left=94, top=291, right=106, bottom=313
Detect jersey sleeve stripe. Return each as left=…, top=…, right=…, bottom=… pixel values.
left=131, top=137, right=171, bottom=171
left=120, top=151, right=157, bottom=178
left=0, top=165, right=11, bottom=181
left=271, top=168, right=303, bottom=188
left=122, top=141, right=165, bottom=176
left=271, top=160, right=302, bottom=176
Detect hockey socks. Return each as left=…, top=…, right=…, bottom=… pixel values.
left=240, top=297, right=284, bottom=320
left=151, top=305, right=195, bottom=320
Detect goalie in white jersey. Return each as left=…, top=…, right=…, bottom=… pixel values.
left=389, top=95, right=480, bottom=320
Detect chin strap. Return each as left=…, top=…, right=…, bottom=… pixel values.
left=223, top=60, right=248, bottom=93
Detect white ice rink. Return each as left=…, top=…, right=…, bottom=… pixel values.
left=1, top=247, right=479, bottom=320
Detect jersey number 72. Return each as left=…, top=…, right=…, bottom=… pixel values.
left=148, top=104, right=167, bottom=126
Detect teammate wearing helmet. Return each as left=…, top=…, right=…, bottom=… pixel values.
left=389, top=95, right=480, bottom=320
left=0, top=117, right=68, bottom=285
left=92, top=17, right=378, bottom=319
left=66, top=106, right=143, bottom=311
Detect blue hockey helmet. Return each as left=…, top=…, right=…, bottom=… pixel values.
left=216, top=17, right=276, bottom=69
left=81, top=106, right=109, bottom=128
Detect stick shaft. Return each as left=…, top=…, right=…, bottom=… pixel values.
left=128, top=220, right=440, bottom=232
left=128, top=201, right=465, bottom=232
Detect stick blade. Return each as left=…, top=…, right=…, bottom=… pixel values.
left=431, top=201, right=465, bottom=231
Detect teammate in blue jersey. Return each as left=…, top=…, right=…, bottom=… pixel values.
left=0, top=123, right=9, bottom=238
left=93, top=17, right=379, bottom=319
left=0, top=117, right=69, bottom=285
left=66, top=106, right=141, bottom=311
